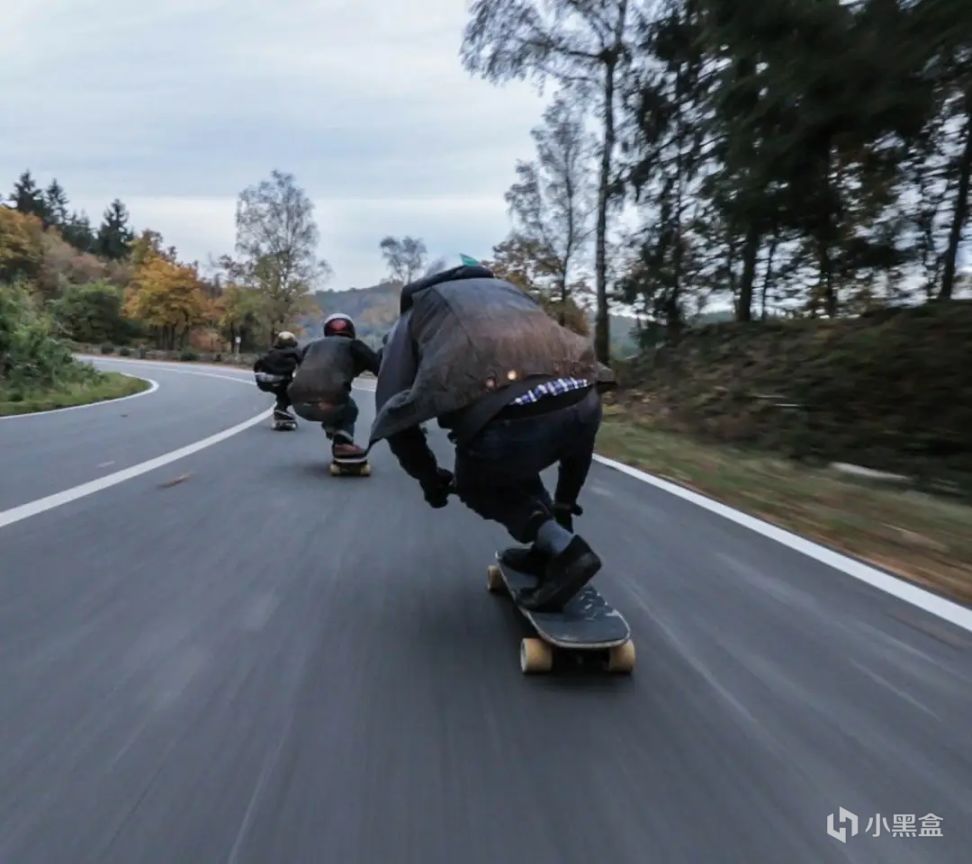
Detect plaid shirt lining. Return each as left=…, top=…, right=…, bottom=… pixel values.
left=510, top=377, right=590, bottom=406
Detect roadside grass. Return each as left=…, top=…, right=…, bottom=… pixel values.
left=598, top=405, right=972, bottom=605
left=0, top=372, right=148, bottom=416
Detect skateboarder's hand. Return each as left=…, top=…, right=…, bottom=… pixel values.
left=421, top=468, right=454, bottom=509
left=553, top=501, right=582, bottom=532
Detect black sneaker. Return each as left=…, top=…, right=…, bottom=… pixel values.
left=500, top=545, right=549, bottom=578
left=517, top=536, right=601, bottom=612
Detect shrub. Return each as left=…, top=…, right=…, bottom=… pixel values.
left=100, top=343, right=115, bottom=354
left=119, top=346, right=131, bottom=357
left=179, top=349, right=198, bottom=362
left=51, top=281, right=128, bottom=344
left=0, top=283, right=96, bottom=393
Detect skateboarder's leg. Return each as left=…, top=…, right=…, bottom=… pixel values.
left=455, top=416, right=599, bottom=609
left=326, top=399, right=366, bottom=460
left=553, top=389, right=602, bottom=530
left=272, top=384, right=292, bottom=415
left=453, top=461, right=553, bottom=542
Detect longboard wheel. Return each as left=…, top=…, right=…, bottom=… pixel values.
left=520, top=638, right=553, bottom=674
left=486, top=564, right=504, bottom=594
left=329, top=463, right=340, bottom=475
left=607, top=640, right=636, bottom=674
left=360, top=463, right=371, bottom=476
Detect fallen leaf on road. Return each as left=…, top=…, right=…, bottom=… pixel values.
left=158, top=473, right=192, bottom=489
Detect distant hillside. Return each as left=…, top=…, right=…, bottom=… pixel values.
left=301, top=283, right=402, bottom=348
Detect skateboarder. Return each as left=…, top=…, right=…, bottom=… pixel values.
left=288, top=314, right=379, bottom=460
left=370, top=260, right=614, bottom=612
left=253, top=331, right=302, bottom=428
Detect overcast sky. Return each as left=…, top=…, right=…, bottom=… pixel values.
left=4, top=0, right=549, bottom=288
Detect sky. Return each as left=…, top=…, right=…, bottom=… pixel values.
left=3, top=0, right=549, bottom=288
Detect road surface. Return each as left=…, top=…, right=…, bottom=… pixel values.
left=0, top=358, right=969, bottom=863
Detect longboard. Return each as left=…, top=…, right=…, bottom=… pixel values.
left=329, top=459, right=371, bottom=477
left=272, top=415, right=297, bottom=431
left=488, top=551, right=635, bottom=674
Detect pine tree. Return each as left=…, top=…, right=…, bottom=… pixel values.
left=63, top=212, right=96, bottom=252
left=11, top=171, right=48, bottom=221
left=95, top=199, right=134, bottom=260
left=44, top=179, right=69, bottom=228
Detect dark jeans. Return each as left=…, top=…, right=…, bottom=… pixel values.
left=320, top=397, right=359, bottom=439
left=454, top=388, right=602, bottom=543
left=272, top=384, right=291, bottom=413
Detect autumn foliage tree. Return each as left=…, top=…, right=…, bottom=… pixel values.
left=0, top=208, right=44, bottom=284
left=125, top=254, right=208, bottom=349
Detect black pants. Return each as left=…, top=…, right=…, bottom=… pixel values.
left=454, top=389, right=601, bottom=543
left=271, top=384, right=291, bottom=413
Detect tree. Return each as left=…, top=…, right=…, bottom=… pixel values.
left=462, top=0, right=636, bottom=362
left=45, top=180, right=69, bottom=228
left=62, top=212, right=96, bottom=253
left=10, top=171, right=48, bottom=222
left=484, top=234, right=590, bottom=335
left=622, top=0, right=715, bottom=333
left=130, top=229, right=176, bottom=267
left=0, top=208, right=44, bottom=284
left=506, top=96, right=594, bottom=322
left=95, top=199, right=134, bottom=260
left=215, top=283, right=264, bottom=352
left=917, top=0, right=972, bottom=299
left=379, top=235, right=427, bottom=284
left=234, top=170, right=330, bottom=342
left=52, top=281, right=129, bottom=344
left=125, top=254, right=208, bottom=349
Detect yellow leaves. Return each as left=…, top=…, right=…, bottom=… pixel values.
left=125, top=253, right=208, bottom=330
left=0, top=208, right=44, bottom=283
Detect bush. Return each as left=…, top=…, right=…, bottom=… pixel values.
left=119, top=346, right=131, bottom=357
left=100, top=343, right=115, bottom=354
left=51, top=281, right=129, bottom=344
left=0, top=283, right=97, bottom=395
left=179, top=349, right=198, bottom=362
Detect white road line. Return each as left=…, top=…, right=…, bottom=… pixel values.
left=0, top=375, right=159, bottom=421
left=0, top=409, right=272, bottom=530
left=87, top=357, right=253, bottom=386
left=592, top=454, right=972, bottom=634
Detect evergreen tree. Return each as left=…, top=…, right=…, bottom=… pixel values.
left=63, top=212, right=96, bottom=253
left=95, top=199, right=134, bottom=260
left=11, top=171, right=48, bottom=221
left=44, top=179, right=69, bottom=228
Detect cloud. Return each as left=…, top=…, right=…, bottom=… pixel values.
left=2, top=0, right=548, bottom=286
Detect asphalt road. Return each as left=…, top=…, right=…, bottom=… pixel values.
left=0, top=358, right=969, bottom=863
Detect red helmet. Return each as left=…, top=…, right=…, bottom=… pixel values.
left=323, top=313, right=355, bottom=338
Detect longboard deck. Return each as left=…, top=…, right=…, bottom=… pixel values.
left=493, top=553, right=630, bottom=649
left=330, top=460, right=371, bottom=476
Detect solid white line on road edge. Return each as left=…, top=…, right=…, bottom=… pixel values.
left=0, top=375, right=159, bottom=422
left=592, top=453, right=972, bottom=634
left=0, top=409, right=272, bottom=530
left=86, top=356, right=253, bottom=386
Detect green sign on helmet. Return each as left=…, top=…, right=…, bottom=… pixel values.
left=459, top=254, right=479, bottom=267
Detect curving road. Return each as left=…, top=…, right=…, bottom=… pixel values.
left=0, top=358, right=969, bottom=863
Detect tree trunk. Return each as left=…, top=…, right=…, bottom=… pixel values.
left=761, top=229, right=779, bottom=321
left=736, top=223, right=760, bottom=322
left=594, top=57, right=617, bottom=363
left=940, top=104, right=972, bottom=301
